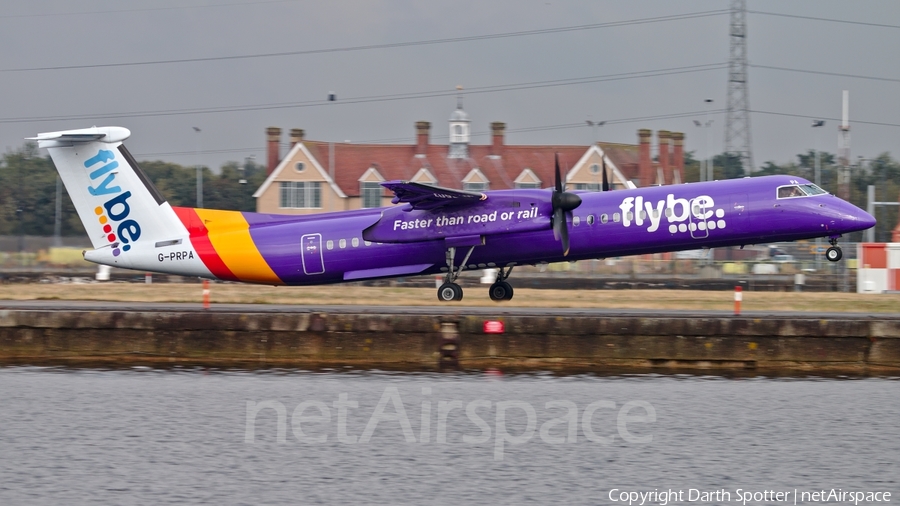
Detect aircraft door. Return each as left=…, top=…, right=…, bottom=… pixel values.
left=688, top=198, right=710, bottom=239
left=300, top=233, right=325, bottom=275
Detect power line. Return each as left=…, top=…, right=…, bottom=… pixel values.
left=0, top=10, right=728, bottom=73
left=0, top=63, right=727, bottom=124
left=750, top=109, right=900, bottom=128
left=749, top=10, right=900, bottom=30
left=750, top=64, right=900, bottom=84
left=133, top=109, right=727, bottom=156
left=0, top=0, right=300, bottom=19
left=132, top=107, right=900, bottom=159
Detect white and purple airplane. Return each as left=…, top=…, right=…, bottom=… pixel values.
left=32, top=126, right=876, bottom=302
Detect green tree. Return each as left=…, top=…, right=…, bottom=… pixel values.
left=0, top=144, right=84, bottom=237
left=712, top=152, right=745, bottom=179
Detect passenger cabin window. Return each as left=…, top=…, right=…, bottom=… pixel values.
left=600, top=213, right=608, bottom=224
left=613, top=212, right=621, bottom=223
left=586, top=215, right=595, bottom=225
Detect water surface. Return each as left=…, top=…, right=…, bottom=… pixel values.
left=0, top=367, right=897, bottom=505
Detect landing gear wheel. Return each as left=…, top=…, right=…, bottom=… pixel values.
left=825, top=246, right=843, bottom=262
left=489, top=281, right=514, bottom=302
left=438, top=282, right=463, bottom=302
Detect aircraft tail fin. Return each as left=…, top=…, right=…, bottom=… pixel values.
left=31, top=126, right=187, bottom=257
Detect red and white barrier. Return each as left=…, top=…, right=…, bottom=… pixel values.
left=857, top=243, right=900, bottom=293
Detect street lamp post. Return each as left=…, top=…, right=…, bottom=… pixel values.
left=693, top=99, right=715, bottom=182
left=193, top=127, right=203, bottom=208
left=704, top=99, right=714, bottom=181
left=811, top=120, right=825, bottom=187
left=812, top=120, right=825, bottom=270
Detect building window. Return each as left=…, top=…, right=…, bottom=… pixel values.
left=463, top=181, right=488, bottom=191
left=294, top=162, right=305, bottom=173
left=590, top=164, right=600, bottom=174
left=573, top=183, right=601, bottom=191
left=361, top=182, right=382, bottom=208
left=515, top=182, right=540, bottom=189
left=279, top=181, right=321, bottom=209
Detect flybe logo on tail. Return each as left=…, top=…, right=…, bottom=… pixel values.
left=85, top=149, right=141, bottom=256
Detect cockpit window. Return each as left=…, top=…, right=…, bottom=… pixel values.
left=800, top=184, right=827, bottom=195
left=778, top=185, right=805, bottom=198
left=777, top=184, right=828, bottom=199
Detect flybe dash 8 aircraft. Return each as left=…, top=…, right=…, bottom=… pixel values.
left=31, top=126, right=875, bottom=302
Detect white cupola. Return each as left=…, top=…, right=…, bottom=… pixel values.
left=448, top=87, right=470, bottom=159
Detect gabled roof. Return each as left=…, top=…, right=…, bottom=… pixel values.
left=253, top=142, right=347, bottom=198
left=294, top=140, right=641, bottom=197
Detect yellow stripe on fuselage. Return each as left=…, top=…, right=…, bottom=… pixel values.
left=193, top=209, right=282, bottom=284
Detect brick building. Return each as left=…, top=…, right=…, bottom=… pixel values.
left=253, top=104, right=685, bottom=214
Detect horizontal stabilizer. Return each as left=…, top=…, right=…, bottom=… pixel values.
left=28, top=126, right=131, bottom=148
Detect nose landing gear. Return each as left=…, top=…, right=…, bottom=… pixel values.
left=825, top=237, right=843, bottom=262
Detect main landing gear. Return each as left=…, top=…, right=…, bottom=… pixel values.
left=488, top=266, right=514, bottom=301
left=436, top=246, right=516, bottom=302
left=437, top=246, right=475, bottom=302
left=825, top=237, right=843, bottom=262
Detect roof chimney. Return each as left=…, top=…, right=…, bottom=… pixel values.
left=638, top=129, right=652, bottom=187
left=415, top=121, right=430, bottom=155
left=658, top=130, right=671, bottom=185
left=290, top=128, right=305, bottom=148
left=266, top=127, right=282, bottom=175
left=490, top=122, right=505, bottom=156
left=671, top=132, right=685, bottom=184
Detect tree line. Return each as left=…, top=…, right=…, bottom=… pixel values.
left=0, top=143, right=266, bottom=237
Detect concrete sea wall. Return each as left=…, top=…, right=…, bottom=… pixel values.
left=1, top=309, right=899, bottom=372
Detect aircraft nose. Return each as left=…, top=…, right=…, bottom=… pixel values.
left=857, top=209, right=877, bottom=230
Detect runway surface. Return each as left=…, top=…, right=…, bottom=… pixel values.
left=2, top=299, right=899, bottom=320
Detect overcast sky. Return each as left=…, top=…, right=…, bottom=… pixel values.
left=2, top=0, right=898, bottom=173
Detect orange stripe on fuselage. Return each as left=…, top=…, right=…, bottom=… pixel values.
left=192, top=209, right=283, bottom=284
left=172, top=206, right=237, bottom=281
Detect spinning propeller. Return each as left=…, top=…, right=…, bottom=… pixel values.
left=551, top=154, right=582, bottom=256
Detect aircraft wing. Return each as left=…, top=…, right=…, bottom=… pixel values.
left=382, top=180, right=487, bottom=211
